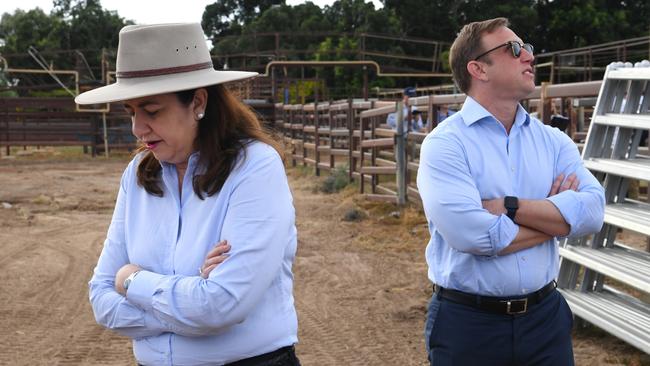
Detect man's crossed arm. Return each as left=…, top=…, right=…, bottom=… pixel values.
left=482, top=173, right=579, bottom=255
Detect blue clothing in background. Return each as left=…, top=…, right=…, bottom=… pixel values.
left=89, top=141, right=298, bottom=365
left=416, top=96, right=604, bottom=297
left=436, top=109, right=456, bottom=123
left=386, top=107, right=424, bottom=131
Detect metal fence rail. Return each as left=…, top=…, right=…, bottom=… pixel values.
left=0, top=97, right=133, bottom=156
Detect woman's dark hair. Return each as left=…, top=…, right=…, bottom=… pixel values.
left=136, top=84, right=282, bottom=198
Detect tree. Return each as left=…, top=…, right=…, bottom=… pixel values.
left=382, top=0, right=537, bottom=45
left=202, top=0, right=285, bottom=44
left=0, top=0, right=132, bottom=93
left=0, top=9, right=66, bottom=54
left=54, top=0, right=131, bottom=50
left=534, top=0, right=642, bottom=51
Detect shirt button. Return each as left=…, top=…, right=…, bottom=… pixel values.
left=522, top=289, right=527, bottom=293
left=521, top=256, right=526, bottom=261
left=511, top=167, right=515, bottom=172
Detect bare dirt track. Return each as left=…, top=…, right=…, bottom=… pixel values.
left=0, top=152, right=648, bottom=365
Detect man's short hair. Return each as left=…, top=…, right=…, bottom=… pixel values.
left=449, top=17, right=509, bottom=93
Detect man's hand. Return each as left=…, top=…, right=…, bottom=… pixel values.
left=482, top=197, right=506, bottom=216
left=115, top=263, right=142, bottom=296
left=199, top=240, right=230, bottom=279
left=548, top=173, right=579, bottom=197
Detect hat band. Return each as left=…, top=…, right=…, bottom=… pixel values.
left=116, top=61, right=214, bottom=79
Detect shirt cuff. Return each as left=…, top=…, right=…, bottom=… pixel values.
left=546, top=191, right=580, bottom=236
left=488, top=214, right=519, bottom=256
left=126, top=270, right=165, bottom=312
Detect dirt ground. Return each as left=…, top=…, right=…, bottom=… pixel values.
left=0, top=150, right=649, bottom=365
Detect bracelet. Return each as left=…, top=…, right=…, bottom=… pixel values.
left=123, top=270, right=141, bottom=292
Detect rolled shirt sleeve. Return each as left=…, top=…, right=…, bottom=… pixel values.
left=546, top=130, right=605, bottom=237
left=417, top=133, right=519, bottom=256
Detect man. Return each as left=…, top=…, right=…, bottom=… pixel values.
left=387, top=87, right=424, bottom=131
left=416, top=18, right=604, bottom=366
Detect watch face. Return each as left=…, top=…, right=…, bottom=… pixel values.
left=505, top=196, right=518, bottom=209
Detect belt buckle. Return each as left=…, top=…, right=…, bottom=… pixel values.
left=504, top=298, right=528, bottom=314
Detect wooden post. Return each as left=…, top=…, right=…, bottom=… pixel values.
left=301, top=106, right=306, bottom=167
left=550, top=55, right=555, bottom=84
left=363, top=66, right=368, bottom=101
left=395, top=101, right=407, bottom=205
left=540, top=82, right=551, bottom=124
left=427, top=95, right=435, bottom=132
left=315, top=99, right=321, bottom=177
left=102, top=112, right=109, bottom=158
left=290, top=108, right=296, bottom=167
left=3, top=99, right=9, bottom=156
left=347, top=98, right=354, bottom=182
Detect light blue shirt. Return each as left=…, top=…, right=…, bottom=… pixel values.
left=89, top=141, right=298, bottom=365
left=416, top=96, right=604, bottom=297
left=387, top=107, right=424, bottom=131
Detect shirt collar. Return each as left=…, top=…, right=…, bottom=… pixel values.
left=159, top=151, right=200, bottom=171
left=459, top=96, right=530, bottom=127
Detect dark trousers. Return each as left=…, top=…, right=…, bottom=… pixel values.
left=225, top=346, right=301, bottom=366
left=424, top=289, right=574, bottom=366
left=138, top=346, right=300, bottom=366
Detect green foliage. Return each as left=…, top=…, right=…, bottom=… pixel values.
left=202, top=0, right=284, bottom=44
left=382, top=0, right=648, bottom=54
left=533, top=0, right=649, bottom=52
left=287, top=80, right=323, bottom=104
left=0, top=0, right=132, bottom=72
left=439, top=49, right=451, bottom=73
left=320, top=165, right=351, bottom=194
left=63, top=0, right=129, bottom=51
left=0, top=8, right=67, bottom=53
left=0, top=89, right=18, bottom=97
left=343, top=208, right=366, bottom=222
left=28, top=88, right=73, bottom=97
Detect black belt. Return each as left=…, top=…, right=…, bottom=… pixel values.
left=225, top=345, right=296, bottom=366
left=434, top=281, right=557, bottom=315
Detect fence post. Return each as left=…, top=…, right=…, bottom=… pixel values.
left=102, top=112, right=109, bottom=158
left=540, top=81, right=551, bottom=124
left=347, top=98, right=354, bottom=182
left=395, top=101, right=407, bottom=205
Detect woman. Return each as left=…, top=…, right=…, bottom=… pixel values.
left=77, top=23, right=300, bottom=365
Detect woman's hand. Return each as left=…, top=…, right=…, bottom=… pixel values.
left=199, top=240, right=231, bottom=279
left=115, top=263, right=142, bottom=296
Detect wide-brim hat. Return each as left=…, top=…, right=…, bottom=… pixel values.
left=75, top=23, right=257, bottom=105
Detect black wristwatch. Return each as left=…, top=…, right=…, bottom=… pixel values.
left=504, top=196, right=519, bottom=221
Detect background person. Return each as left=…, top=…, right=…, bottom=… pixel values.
left=387, top=87, right=424, bottom=131
left=78, top=23, right=300, bottom=366
left=417, top=17, right=605, bottom=366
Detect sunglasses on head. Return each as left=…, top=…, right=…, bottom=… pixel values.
left=473, top=41, right=534, bottom=61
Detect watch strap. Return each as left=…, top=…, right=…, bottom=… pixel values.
left=504, top=196, right=518, bottom=221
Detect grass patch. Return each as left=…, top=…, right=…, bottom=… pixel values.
left=319, top=165, right=351, bottom=194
